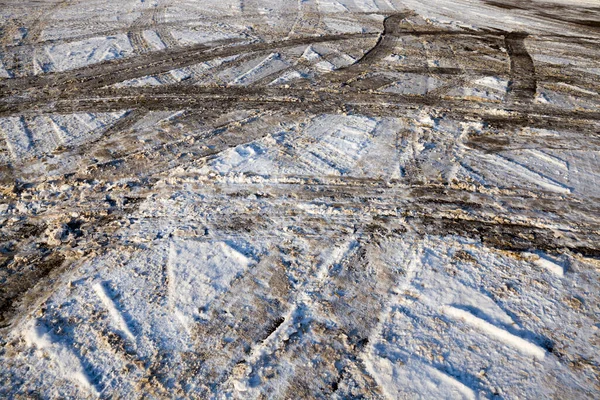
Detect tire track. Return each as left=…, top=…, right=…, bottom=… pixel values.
left=267, top=239, right=394, bottom=398
left=127, top=6, right=156, bottom=54
left=346, top=13, right=414, bottom=70
left=2, top=21, right=592, bottom=104
left=113, top=172, right=600, bottom=257
left=176, top=237, right=390, bottom=397
left=0, top=20, right=519, bottom=96
left=3, top=84, right=599, bottom=133
left=505, top=31, right=537, bottom=105
left=4, top=10, right=597, bottom=53
left=0, top=32, right=377, bottom=95
left=22, top=0, right=73, bottom=45
left=152, top=5, right=179, bottom=48
left=173, top=249, right=293, bottom=394
left=3, top=170, right=599, bottom=338
left=288, top=0, right=328, bottom=38
left=2, top=4, right=600, bottom=397
left=1, top=1, right=74, bottom=77
left=0, top=12, right=370, bottom=50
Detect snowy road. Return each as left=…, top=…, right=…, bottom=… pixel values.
left=1, top=0, right=599, bottom=398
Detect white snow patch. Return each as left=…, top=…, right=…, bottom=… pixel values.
left=93, top=282, right=136, bottom=341
left=315, top=60, right=336, bottom=71
left=269, top=69, right=305, bottom=85
left=301, top=45, right=322, bottom=62
left=231, top=53, right=289, bottom=86
left=45, top=35, right=134, bottom=72
left=113, top=75, right=163, bottom=87
left=170, top=28, right=242, bottom=46
left=167, top=239, right=254, bottom=320
left=142, top=30, right=167, bottom=50
left=483, top=154, right=572, bottom=194
left=363, top=355, right=476, bottom=400
left=443, top=306, right=546, bottom=359
left=170, top=68, right=191, bottom=82
left=472, top=76, right=508, bottom=92
left=382, top=73, right=445, bottom=95
left=317, top=0, right=350, bottom=13
left=0, top=59, right=10, bottom=78
left=523, top=252, right=565, bottom=276
left=23, top=320, right=98, bottom=396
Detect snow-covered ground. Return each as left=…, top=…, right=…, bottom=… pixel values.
left=0, top=0, right=599, bottom=398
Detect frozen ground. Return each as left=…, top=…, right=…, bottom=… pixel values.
left=0, top=0, right=599, bottom=398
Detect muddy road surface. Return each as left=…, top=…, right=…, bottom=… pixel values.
left=1, top=0, right=600, bottom=398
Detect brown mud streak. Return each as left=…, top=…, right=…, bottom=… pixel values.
left=2, top=85, right=599, bottom=131
left=0, top=180, right=156, bottom=332
left=0, top=252, right=66, bottom=329
left=484, top=0, right=600, bottom=33
left=411, top=215, right=600, bottom=258
left=346, top=13, right=413, bottom=69
left=505, top=31, right=536, bottom=105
